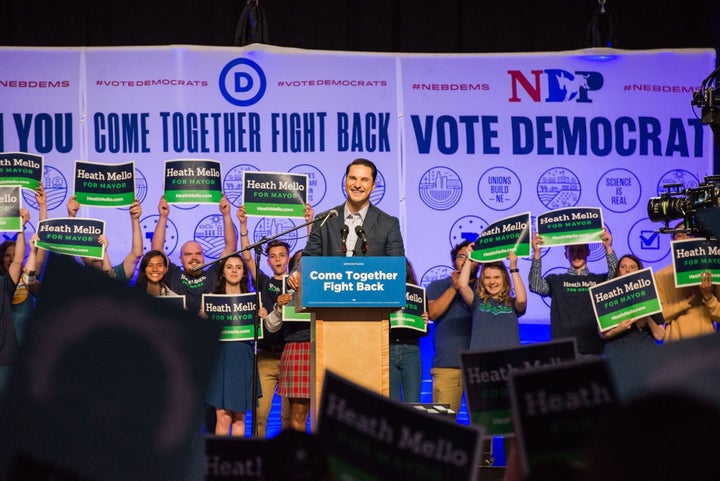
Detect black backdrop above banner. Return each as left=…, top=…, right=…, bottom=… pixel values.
left=1, top=0, right=719, bottom=54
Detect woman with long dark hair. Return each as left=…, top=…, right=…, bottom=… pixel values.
left=203, top=254, right=263, bottom=436
left=135, top=250, right=176, bottom=297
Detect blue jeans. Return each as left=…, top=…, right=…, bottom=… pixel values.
left=389, top=343, right=422, bottom=402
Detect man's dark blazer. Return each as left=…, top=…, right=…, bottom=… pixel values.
left=303, top=203, right=405, bottom=257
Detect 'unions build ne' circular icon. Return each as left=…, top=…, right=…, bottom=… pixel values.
left=418, top=166, right=462, bottom=211
left=477, top=166, right=521, bottom=211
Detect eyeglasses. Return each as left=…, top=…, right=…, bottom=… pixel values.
left=455, top=254, right=468, bottom=260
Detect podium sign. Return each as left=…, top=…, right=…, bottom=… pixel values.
left=301, top=256, right=406, bottom=307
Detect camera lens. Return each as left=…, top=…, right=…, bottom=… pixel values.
left=647, top=196, right=689, bottom=223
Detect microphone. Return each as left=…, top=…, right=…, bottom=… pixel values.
left=355, top=225, right=368, bottom=255
left=320, top=209, right=339, bottom=220
left=341, top=224, right=349, bottom=255
left=318, top=209, right=338, bottom=228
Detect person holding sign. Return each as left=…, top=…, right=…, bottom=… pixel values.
left=150, top=194, right=237, bottom=315
left=458, top=247, right=527, bottom=350
left=600, top=254, right=665, bottom=352
left=529, top=229, right=616, bottom=357
left=389, top=258, right=429, bottom=403
left=2, top=185, right=47, bottom=347
left=237, top=203, right=314, bottom=436
left=0, top=208, right=29, bottom=392
left=67, top=195, right=144, bottom=282
left=202, top=254, right=265, bottom=437
left=655, top=228, right=720, bottom=342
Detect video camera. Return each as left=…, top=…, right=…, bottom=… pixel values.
left=691, top=65, right=720, bottom=142
left=647, top=175, right=720, bottom=239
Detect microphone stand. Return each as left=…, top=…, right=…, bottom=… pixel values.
left=192, top=210, right=333, bottom=436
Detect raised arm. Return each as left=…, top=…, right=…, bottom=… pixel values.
left=304, top=203, right=315, bottom=236
left=8, top=209, right=30, bottom=284
left=508, top=252, right=527, bottom=314
left=151, top=196, right=170, bottom=252
left=457, top=245, right=475, bottom=306
left=34, top=184, right=48, bottom=277
left=528, top=233, right=550, bottom=296
left=120, top=199, right=143, bottom=279
left=236, top=205, right=256, bottom=275
left=219, top=193, right=237, bottom=259
left=97, top=235, right=114, bottom=273
left=601, top=228, right=618, bottom=279
left=23, top=234, right=41, bottom=293
left=66, top=194, right=80, bottom=218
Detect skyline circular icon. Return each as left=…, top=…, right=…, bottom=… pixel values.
left=418, top=166, right=463, bottom=211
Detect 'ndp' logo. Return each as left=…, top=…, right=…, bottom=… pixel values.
left=219, top=58, right=267, bottom=107
left=508, top=69, right=604, bottom=103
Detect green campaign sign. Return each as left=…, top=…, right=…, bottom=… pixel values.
left=671, top=238, right=720, bottom=287
left=74, top=160, right=136, bottom=207
left=318, top=371, right=482, bottom=481
left=535, top=206, right=604, bottom=247
left=590, top=268, right=663, bottom=332
left=164, top=159, right=222, bottom=204
left=0, top=185, right=22, bottom=232
left=281, top=275, right=311, bottom=322
left=242, top=171, right=308, bottom=217
left=470, top=212, right=531, bottom=262
left=202, top=293, right=263, bottom=341
left=509, top=359, right=616, bottom=473
left=460, top=340, right=576, bottom=437
left=36, top=217, right=105, bottom=259
left=389, top=283, right=427, bottom=332
left=0, top=152, right=43, bottom=190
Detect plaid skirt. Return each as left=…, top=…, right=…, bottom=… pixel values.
left=278, top=341, right=310, bottom=399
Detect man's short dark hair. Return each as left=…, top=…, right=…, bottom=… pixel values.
left=451, top=240, right=473, bottom=262
left=345, top=158, right=377, bottom=182
left=265, top=240, right=290, bottom=256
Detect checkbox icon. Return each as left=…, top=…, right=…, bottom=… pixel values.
left=639, top=230, right=660, bottom=250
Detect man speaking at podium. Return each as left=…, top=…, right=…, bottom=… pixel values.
left=283, top=158, right=405, bottom=431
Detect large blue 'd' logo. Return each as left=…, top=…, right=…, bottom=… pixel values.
left=219, top=58, right=267, bottom=107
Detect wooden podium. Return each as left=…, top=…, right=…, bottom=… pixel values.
left=298, top=256, right=406, bottom=429
left=308, top=306, right=392, bottom=429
